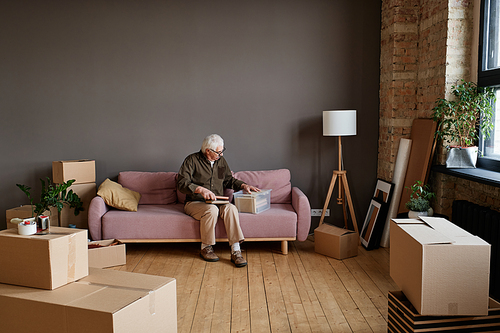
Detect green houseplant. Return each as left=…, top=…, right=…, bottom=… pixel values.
left=405, top=180, right=435, bottom=218
left=431, top=80, right=496, bottom=168
left=16, top=177, right=84, bottom=222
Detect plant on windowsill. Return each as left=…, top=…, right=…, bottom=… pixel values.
left=405, top=180, right=435, bottom=219
left=13, top=178, right=84, bottom=228
left=431, top=80, right=496, bottom=168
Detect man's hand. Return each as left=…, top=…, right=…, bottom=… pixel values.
left=241, top=184, right=260, bottom=194
left=195, top=186, right=217, bottom=201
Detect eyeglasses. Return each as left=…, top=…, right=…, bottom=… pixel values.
left=210, top=148, right=226, bottom=156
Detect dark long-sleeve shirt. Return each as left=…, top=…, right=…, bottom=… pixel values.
left=177, top=150, right=245, bottom=202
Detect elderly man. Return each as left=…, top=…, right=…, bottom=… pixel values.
left=177, top=134, right=260, bottom=267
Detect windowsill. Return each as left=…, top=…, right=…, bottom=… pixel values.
left=431, top=164, right=500, bottom=188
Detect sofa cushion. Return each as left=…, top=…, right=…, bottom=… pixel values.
left=97, top=178, right=141, bottom=211
left=118, top=171, right=177, bottom=205
left=234, top=169, right=292, bottom=204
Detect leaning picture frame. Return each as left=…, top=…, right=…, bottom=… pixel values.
left=360, top=198, right=385, bottom=250
left=373, top=178, right=394, bottom=204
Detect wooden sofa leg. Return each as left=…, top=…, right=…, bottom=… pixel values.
left=281, top=241, right=288, bottom=255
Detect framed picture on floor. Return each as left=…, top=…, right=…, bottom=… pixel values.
left=360, top=198, right=386, bottom=250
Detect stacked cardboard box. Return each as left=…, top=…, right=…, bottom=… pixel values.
left=0, top=228, right=177, bottom=332
left=390, top=216, right=491, bottom=316
left=52, top=159, right=96, bottom=228
left=0, top=227, right=89, bottom=289
left=388, top=290, right=500, bottom=333
left=5, top=205, right=59, bottom=229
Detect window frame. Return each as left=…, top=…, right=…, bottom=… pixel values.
left=478, top=0, right=500, bottom=172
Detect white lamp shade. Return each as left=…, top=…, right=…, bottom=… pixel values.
left=323, top=110, right=356, bottom=136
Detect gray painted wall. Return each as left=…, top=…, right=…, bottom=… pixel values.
left=1, top=0, right=381, bottom=233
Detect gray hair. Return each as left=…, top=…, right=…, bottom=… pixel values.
left=201, top=134, right=224, bottom=152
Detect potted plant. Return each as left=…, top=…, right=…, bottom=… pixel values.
left=405, top=180, right=435, bottom=218
left=14, top=177, right=84, bottom=229
left=431, top=80, right=496, bottom=168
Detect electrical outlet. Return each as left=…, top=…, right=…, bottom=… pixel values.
left=311, top=209, right=329, bottom=217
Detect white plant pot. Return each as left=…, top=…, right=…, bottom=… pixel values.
left=446, top=146, right=478, bottom=168
left=408, top=207, right=434, bottom=219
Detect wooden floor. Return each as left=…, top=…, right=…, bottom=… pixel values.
left=111, top=236, right=398, bottom=333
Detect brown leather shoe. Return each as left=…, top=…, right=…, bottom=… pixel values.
left=200, top=246, right=219, bottom=262
left=231, top=250, right=247, bottom=267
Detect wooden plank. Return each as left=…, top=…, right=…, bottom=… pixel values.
left=397, top=118, right=437, bottom=214
left=343, top=257, right=390, bottom=321
left=273, top=249, right=311, bottom=332
left=177, top=256, right=206, bottom=333
left=210, top=251, right=233, bottom=333
left=231, top=249, right=251, bottom=332
left=355, top=247, right=399, bottom=297
left=247, top=244, right=272, bottom=333
left=114, top=243, right=148, bottom=272
left=261, top=248, right=291, bottom=332
left=294, top=240, right=351, bottom=332
left=287, top=243, right=332, bottom=333
left=190, top=259, right=219, bottom=332
left=329, top=258, right=387, bottom=332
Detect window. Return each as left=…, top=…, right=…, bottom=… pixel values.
left=479, top=0, right=500, bottom=166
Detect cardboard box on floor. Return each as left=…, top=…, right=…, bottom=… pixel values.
left=59, top=182, right=97, bottom=229
left=0, top=267, right=177, bottom=333
left=388, top=290, right=500, bottom=333
left=390, top=217, right=491, bottom=316
left=52, top=159, right=95, bottom=184
left=6, top=205, right=59, bottom=229
left=0, top=227, right=88, bottom=290
left=88, top=239, right=126, bottom=268
left=314, top=223, right=358, bottom=260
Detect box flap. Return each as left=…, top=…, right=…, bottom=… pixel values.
left=420, top=217, right=473, bottom=238
left=391, top=218, right=425, bottom=225
left=398, top=224, right=454, bottom=245
left=315, top=223, right=355, bottom=236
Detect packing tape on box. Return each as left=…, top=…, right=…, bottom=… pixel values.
left=84, top=282, right=157, bottom=315
left=17, top=221, right=37, bottom=235
left=67, top=233, right=77, bottom=281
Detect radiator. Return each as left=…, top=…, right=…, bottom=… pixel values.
left=452, top=200, right=500, bottom=302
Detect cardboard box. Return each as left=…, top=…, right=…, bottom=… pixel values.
left=6, top=205, right=59, bottom=229
left=88, top=239, right=126, bottom=268
left=0, top=267, right=177, bottom=333
left=59, top=182, right=96, bottom=229
left=390, top=217, right=491, bottom=316
left=52, top=159, right=96, bottom=184
left=314, top=223, right=358, bottom=259
left=0, top=227, right=88, bottom=290
left=388, top=290, right=500, bottom=333
left=234, top=189, right=271, bottom=214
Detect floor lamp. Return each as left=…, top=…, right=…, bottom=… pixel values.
left=319, top=110, right=359, bottom=235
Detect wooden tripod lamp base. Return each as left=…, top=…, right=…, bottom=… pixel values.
left=318, top=169, right=359, bottom=236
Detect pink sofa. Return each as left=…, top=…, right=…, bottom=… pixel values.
left=88, top=169, right=311, bottom=254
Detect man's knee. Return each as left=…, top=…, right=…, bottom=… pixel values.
left=202, top=205, right=220, bottom=220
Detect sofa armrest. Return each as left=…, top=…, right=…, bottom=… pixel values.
left=88, top=196, right=110, bottom=241
left=292, top=187, right=311, bottom=241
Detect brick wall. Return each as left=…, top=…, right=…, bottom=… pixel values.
left=379, top=0, right=500, bottom=218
